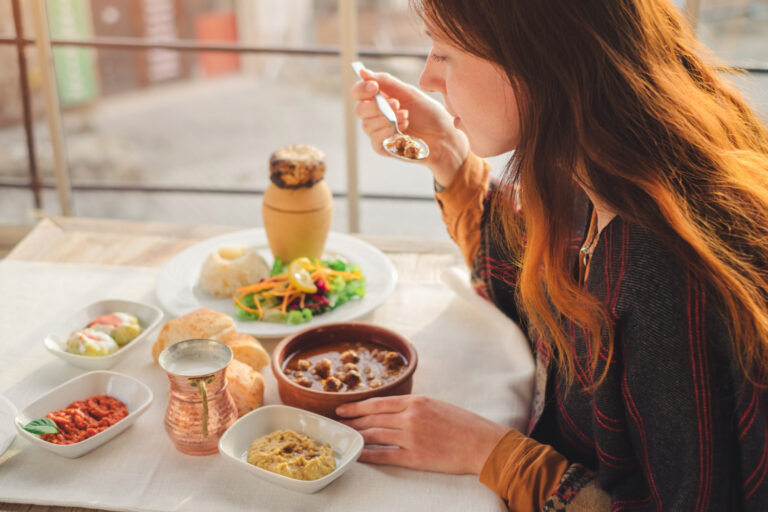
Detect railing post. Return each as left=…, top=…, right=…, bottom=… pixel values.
left=11, top=0, right=43, bottom=215
left=30, top=0, right=73, bottom=216
left=683, top=0, right=701, bottom=33
left=339, top=0, right=359, bottom=233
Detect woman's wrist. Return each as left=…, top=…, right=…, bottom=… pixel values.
left=471, top=424, right=512, bottom=474
left=427, top=136, right=470, bottom=189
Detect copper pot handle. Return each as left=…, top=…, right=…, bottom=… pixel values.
left=188, top=375, right=216, bottom=437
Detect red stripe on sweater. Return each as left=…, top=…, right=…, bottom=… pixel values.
left=745, top=424, right=768, bottom=500
left=569, top=321, right=592, bottom=389
left=481, top=255, right=518, bottom=273
left=596, top=442, right=637, bottom=469
left=622, top=369, right=663, bottom=510
left=610, top=223, right=629, bottom=319
left=612, top=495, right=653, bottom=512
left=688, top=276, right=713, bottom=511
left=594, top=404, right=626, bottom=433
left=605, top=224, right=613, bottom=313
left=739, top=387, right=759, bottom=440
left=698, top=281, right=713, bottom=510
left=555, top=381, right=596, bottom=449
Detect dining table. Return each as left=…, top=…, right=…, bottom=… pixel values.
left=0, top=217, right=534, bottom=512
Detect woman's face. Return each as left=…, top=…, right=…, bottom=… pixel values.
left=418, top=30, right=521, bottom=157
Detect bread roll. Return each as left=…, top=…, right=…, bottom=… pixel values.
left=221, top=332, right=270, bottom=370
left=227, top=359, right=265, bottom=417
left=152, top=308, right=236, bottom=363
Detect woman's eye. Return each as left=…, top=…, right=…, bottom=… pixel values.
left=430, top=53, right=447, bottom=63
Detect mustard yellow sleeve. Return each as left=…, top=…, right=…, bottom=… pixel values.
left=434, top=152, right=491, bottom=268
left=479, top=429, right=571, bottom=511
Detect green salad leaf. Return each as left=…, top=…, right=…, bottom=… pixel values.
left=235, top=257, right=366, bottom=325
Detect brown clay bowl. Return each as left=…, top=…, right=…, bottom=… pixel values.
left=271, top=322, right=417, bottom=418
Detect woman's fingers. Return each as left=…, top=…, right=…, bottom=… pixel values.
left=341, top=412, right=404, bottom=431
left=355, top=98, right=402, bottom=120
left=350, top=78, right=379, bottom=101
left=361, top=112, right=408, bottom=135
left=357, top=426, right=404, bottom=447
left=358, top=446, right=410, bottom=466
left=359, top=68, right=418, bottom=103
left=336, top=394, right=411, bottom=417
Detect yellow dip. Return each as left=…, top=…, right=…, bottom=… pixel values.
left=247, top=429, right=335, bottom=480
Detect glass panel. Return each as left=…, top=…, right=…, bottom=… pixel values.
left=0, top=0, right=15, bottom=38
left=726, top=70, right=768, bottom=118
left=357, top=0, right=430, bottom=52
left=0, top=189, right=36, bottom=225
left=84, top=0, right=337, bottom=46
left=56, top=51, right=344, bottom=188
left=697, top=0, right=768, bottom=68
left=0, top=46, right=25, bottom=180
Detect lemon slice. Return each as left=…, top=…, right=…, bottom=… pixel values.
left=288, top=257, right=318, bottom=293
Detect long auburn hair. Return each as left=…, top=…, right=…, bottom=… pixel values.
left=413, top=0, right=768, bottom=388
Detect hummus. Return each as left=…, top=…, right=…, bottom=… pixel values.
left=247, top=429, right=335, bottom=480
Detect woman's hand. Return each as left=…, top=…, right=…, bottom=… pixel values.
left=351, top=67, right=469, bottom=188
left=336, top=395, right=509, bottom=475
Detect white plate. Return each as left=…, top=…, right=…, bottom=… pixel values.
left=218, top=404, right=363, bottom=494
left=14, top=371, right=153, bottom=458
left=44, top=299, right=164, bottom=370
left=0, top=394, right=17, bottom=457
left=155, top=229, right=397, bottom=337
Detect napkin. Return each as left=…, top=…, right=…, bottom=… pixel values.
left=440, top=266, right=534, bottom=430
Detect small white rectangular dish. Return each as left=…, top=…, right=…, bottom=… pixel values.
left=14, top=371, right=153, bottom=458
left=218, top=404, right=364, bottom=494
left=44, top=298, right=163, bottom=370
left=0, top=394, right=17, bottom=457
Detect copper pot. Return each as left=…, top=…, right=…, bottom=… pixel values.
left=158, top=339, right=237, bottom=455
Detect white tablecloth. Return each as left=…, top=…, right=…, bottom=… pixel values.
left=0, top=260, right=533, bottom=512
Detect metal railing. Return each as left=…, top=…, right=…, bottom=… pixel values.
left=0, top=0, right=433, bottom=232
left=1, top=0, right=766, bottom=230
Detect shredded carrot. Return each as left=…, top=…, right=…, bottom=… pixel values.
left=234, top=297, right=260, bottom=315
left=234, top=259, right=365, bottom=323
left=281, top=293, right=295, bottom=314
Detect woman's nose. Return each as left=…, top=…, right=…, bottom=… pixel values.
left=418, top=57, right=442, bottom=94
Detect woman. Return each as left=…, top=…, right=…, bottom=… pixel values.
left=337, top=0, right=768, bottom=510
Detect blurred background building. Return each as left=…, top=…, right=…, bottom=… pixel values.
left=0, top=0, right=766, bottom=244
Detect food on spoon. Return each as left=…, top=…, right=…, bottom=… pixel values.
left=233, top=257, right=366, bottom=324
left=151, top=308, right=268, bottom=416
left=20, top=395, right=128, bottom=445
left=87, top=312, right=142, bottom=346
left=66, top=328, right=119, bottom=356
left=386, top=134, right=423, bottom=159
left=198, top=245, right=270, bottom=298
left=226, top=358, right=265, bottom=417
left=283, top=340, right=407, bottom=392
left=247, top=429, right=335, bottom=480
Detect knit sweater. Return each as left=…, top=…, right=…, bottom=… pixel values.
left=435, top=153, right=768, bottom=511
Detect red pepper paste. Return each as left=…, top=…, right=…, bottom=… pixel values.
left=40, top=394, right=129, bottom=445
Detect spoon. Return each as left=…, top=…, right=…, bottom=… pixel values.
left=351, top=61, right=430, bottom=162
